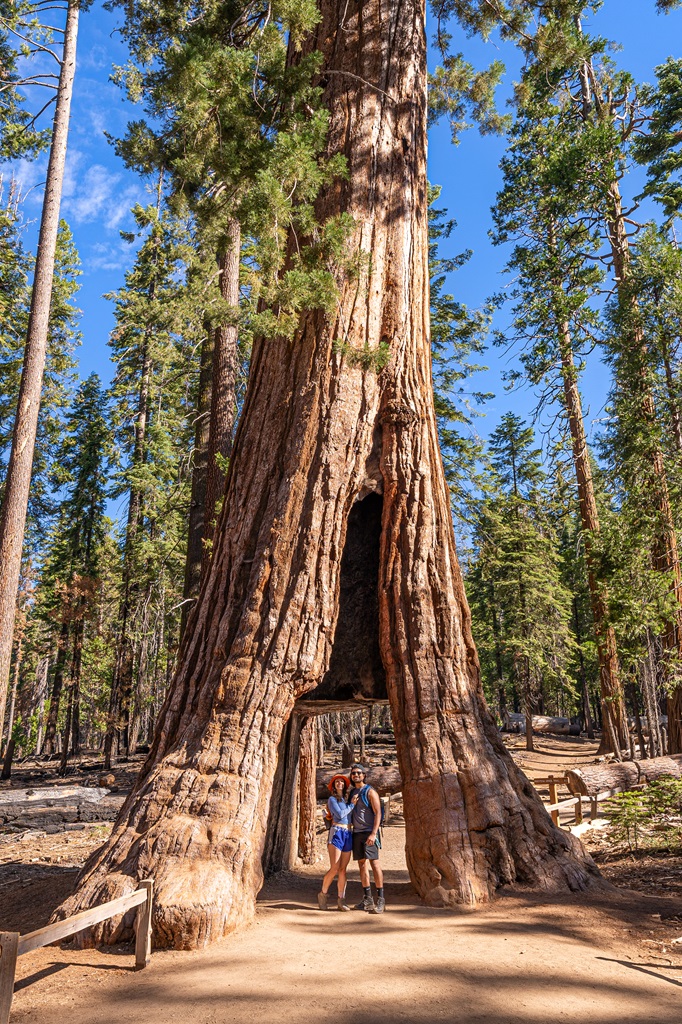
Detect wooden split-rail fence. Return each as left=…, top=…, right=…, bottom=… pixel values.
left=537, top=774, right=633, bottom=827
left=0, top=880, right=153, bottom=1024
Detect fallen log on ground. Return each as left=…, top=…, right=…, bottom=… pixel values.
left=565, top=754, right=682, bottom=797
left=504, top=713, right=581, bottom=736
left=628, top=716, right=668, bottom=737
left=0, top=785, right=125, bottom=830
left=316, top=766, right=401, bottom=800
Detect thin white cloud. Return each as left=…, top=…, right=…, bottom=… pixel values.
left=11, top=156, right=47, bottom=205
left=89, top=239, right=134, bottom=272
left=63, top=163, right=119, bottom=224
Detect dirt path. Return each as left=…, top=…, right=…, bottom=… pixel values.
left=8, top=818, right=682, bottom=1024
left=5, top=738, right=682, bottom=1023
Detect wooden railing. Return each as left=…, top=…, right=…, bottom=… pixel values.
left=536, top=774, right=634, bottom=827
left=0, top=879, right=153, bottom=1024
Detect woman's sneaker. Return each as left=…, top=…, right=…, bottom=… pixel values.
left=317, top=891, right=329, bottom=910
left=355, top=894, right=375, bottom=912
left=337, top=898, right=351, bottom=911
left=371, top=896, right=386, bottom=914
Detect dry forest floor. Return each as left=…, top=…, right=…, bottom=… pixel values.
left=1, top=736, right=681, bottom=1023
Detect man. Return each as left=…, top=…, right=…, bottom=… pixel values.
left=349, top=763, right=385, bottom=914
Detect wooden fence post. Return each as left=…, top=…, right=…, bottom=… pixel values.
left=135, top=879, right=153, bottom=970
left=574, top=795, right=583, bottom=824
left=0, top=932, right=19, bottom=1024
left=547, top=775, right=559, bottom=826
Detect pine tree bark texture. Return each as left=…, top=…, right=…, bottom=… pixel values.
left=58, top=0, right=597, bottom=950
left=0, top=0, right=79, bottom=734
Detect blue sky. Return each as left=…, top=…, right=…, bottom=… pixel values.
left=12, top=0, right=682, bottom=455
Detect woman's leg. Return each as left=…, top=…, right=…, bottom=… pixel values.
left=321, top=844, right=341, bottom=894
left=336, top=850, right=352, bottom=898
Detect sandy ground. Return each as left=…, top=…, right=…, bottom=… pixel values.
left=5, top=823, right=682, bottom=1024
left=4, top=736, right=682, bottom=1023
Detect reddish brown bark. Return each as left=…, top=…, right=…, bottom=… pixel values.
left=297, top=717, right=317, bottom=864
left=58, top=0, right=596, bottom=949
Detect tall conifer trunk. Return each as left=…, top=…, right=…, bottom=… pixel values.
left=556, top=313, right=627, bottom=755
left=0, top=0, right=79, bottom=732
left=181, top=321, right=214, bottom=636
left=104, top=335, right=152, bottom=767
left=58, top=0, right=596, bottom=949
left=603, top=181, right=682, bottom=753
left=578, top=49, right=682, bottom=753
left=202, top=224, right=241, bottom=573
left=42, top=620, right=70, bottom=756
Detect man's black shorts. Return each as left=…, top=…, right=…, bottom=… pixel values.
left=352, top=831, right=380, bottom=861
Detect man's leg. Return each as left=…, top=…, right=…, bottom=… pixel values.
left=370, top=857, right=385, bottom=914
left=354, top=853, right=375, bottom=911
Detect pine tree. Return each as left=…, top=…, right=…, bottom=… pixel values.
left=104, top=200, right=205, bottom=763
left=0, top=0, right=81, bottom=735
left=38, top=374, right=110, bottom=760
left=454, top=0, right=682, bottom=748
left=490, top=94, right=629, bottom=753
left=0, top=1, right=51, bottom=159
left=467, top=415, right=575, bottom=750
left=108, top=0, right=343, bottom=597
left=634, top=56, right=682, bottom=228
left=0, top=220, right=79, bottom=748
left=428, top=185, right=491, bottom=532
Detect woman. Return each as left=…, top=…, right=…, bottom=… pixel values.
left=317, top=773, right=354, bottom=911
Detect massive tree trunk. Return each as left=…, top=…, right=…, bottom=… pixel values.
left=0, top=0, right=80, bottom=732
left=58, top=0, right=596, bottom=949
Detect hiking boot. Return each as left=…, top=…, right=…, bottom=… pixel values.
left=371, top=896, right=386, bottom=914
left=317, top=891, right=330, bottom=911
left=355, top=894, right=375, bottom=912
left=337, top=898, right=351, bottom=912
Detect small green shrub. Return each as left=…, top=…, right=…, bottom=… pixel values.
left=604, top=776, right=682, bottom=853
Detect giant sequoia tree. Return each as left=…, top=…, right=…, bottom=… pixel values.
left=60, top=0, right=596, bottom=949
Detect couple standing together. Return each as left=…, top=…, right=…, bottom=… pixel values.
left=317, top=763, right=385, bottom=914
